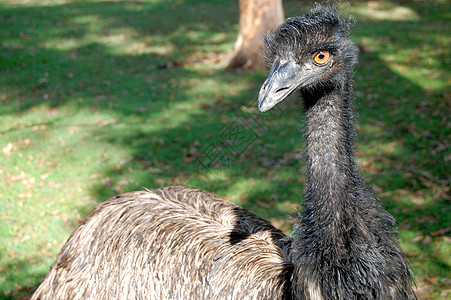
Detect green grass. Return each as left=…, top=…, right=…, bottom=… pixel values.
left=0, top=0, right=450, bottom=298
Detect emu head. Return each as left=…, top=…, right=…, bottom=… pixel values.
left=258, top=3, right=359, bottom=112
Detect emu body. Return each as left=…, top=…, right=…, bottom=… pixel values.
left=33, top=3, right=416, bottom=300
left=32, top=187, right=292, bottom=299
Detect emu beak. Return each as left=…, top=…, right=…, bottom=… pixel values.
left=258, top=59, right=299, bottom=112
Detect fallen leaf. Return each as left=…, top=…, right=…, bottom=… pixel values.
left=101, top=177, right=112, bottom=186
left=14, top=282, right=22, bottom=292
left=184, top=155, right=195, bottom=162
left=11, top=172, right=26, bottom=182
left=422, top=235, right=432, bottom=245
left=425, top=274, right=439, bottom=285
left=405, top=251, right=418, bottom=257
left=147, top=167, right=161, bottom=173
left=18, top=191, right=33, bottom=199
left=432, top=226, right=451, bottom=237
left=410, top=236, right=423, bottom=243
left=61, top=214, right=69, bottom=222
left=257, top=196, right=269, bottom=202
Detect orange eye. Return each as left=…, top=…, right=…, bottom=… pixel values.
left=313, top=50, right=331, bottom=65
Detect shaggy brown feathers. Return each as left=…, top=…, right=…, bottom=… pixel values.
left=32, top=187, right=293, bottom=299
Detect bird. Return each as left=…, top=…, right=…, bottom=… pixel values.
left=32, top=3, right=416, bottom=300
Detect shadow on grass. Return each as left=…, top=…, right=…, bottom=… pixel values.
left=0, top=0, right=449, bottom=298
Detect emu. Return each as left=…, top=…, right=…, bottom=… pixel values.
left=32, top=4, right=416, bottom=299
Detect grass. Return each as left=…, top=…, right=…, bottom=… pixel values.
left=0, top=0, right=449, bottom=298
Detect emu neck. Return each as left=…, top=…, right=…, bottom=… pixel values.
left=292, top=81, right=371, bottom=298
left=291, top=79, right=415, bottom=300
left=303, top=83, right=359, bottom=215
left=293, top=80, right=373, bottom=258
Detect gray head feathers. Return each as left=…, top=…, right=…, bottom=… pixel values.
left=265, top=3, right=356, bottom=67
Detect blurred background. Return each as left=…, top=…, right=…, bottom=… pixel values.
left=0, top=0, right=449, bottom=298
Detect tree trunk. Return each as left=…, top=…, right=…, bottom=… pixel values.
left=218, top=0, right=284, bottom=70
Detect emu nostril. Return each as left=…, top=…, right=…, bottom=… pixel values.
left=275, top=87, right=289, bottom=96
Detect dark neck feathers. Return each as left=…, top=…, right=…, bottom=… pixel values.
left=304, top=83, right=358, bottom=211
left=290, top=74, right=416, bottom=300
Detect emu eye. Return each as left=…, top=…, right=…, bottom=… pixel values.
left=313, top=50, right=331, bottom=65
